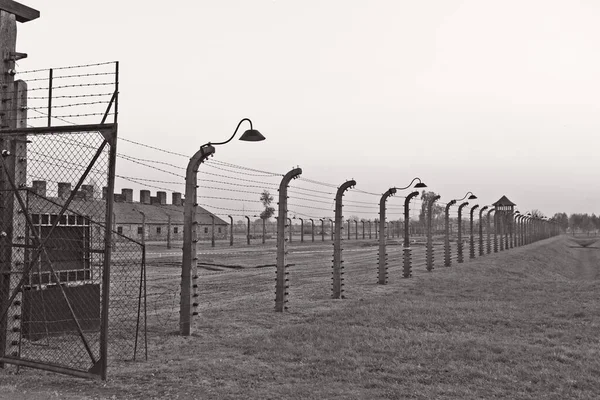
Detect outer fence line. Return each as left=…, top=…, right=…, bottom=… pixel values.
left=275, top=168, right=302, bottom=312
left=426, top=195, right=441, bottom=272
left=478, top=206, right=488, bottom=256
left=457, top=202, right=469, bottom=264
left=377, top=188, right=396, bottom=284
left=469, top=204, right=479, bottom=259
left=403, top=191, right=420, bottom=278
left=332, top=180, right=356, bottom=299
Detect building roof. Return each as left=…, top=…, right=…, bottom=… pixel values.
left=492, top=195, right=516, bottom=207
left=25, top=194, right=228, bottom=226
left=113, top=202, right=228, bottom=225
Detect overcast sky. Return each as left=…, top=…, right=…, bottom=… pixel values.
left=14, top=0, right=600, bottom=217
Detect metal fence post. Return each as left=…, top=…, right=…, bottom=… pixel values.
left=275, top=168, right=302, bottom=312
left=378, top=188, right=396, bottom=284
left=469, top=204, right=479, bottom=259
left=320, top=218, right=325, bottom=241
left=426, top=195, right=441, bottom=271
left=457, top=202, right=468, bottom=263
left=332, top=180, right=356, bottom=298
left=403, top=191, right=420, bottom=278
left=478, top=206, right=488, bottom=256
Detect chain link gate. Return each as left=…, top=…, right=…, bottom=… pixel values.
left=0, top=122, right=145, bottom=379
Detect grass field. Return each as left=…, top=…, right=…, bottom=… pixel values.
left=1, top=235, right=599, bottom=399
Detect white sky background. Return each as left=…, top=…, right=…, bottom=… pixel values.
left=13, top=0, right=600, bottom=218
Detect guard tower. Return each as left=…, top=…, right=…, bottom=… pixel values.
left=492, top=195, right=516, bottom=250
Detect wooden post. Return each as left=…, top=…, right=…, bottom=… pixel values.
left=1, top=3, right=35, bottom=366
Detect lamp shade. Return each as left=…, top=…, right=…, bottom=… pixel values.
left=468, top=194, right=477, bottom=200
left=239, top=129, right=265, bottom=142
left=414, top=182, right=427, bottom=188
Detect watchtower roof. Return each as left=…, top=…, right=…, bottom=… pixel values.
left=0, top=0, right=39, bottom=23
left=493, top=195, right=516, bottom=207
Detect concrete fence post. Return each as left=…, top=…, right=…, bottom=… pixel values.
left=245, top=215, right=251, bottom=245
left=332, top=180, right=356, bottom=298
left=287, top=218, right=292, bottom=243
left=375, top=219, right=378, bottom=239
left=493, top=211, right=499, bottom=253
left=228, top=215, right=233, bottom=246
left=347, top=219, right=351, bottom=240
left=444, top=201, right=456, bottom=267
left=487, top=208, right=495, bottom=254
left=180, top=144, right=215, bottom=336
left=478, top=206, right=488, bottom=256
left=499, top=212, right=505, bottom=251
left=362, top=220, right=365, bottom=239
left=378, top=188, right=397, bottom=284
left=403, top=191, right=420, bottom=278
left=469, top=204, right=479, bottom=259
left=329, top=219, right=334, bottom=241
left=426, top=195, right=441, bottom=271
left=355, top=220, right=358, bottom=240
left=368, top=220, right=372, bottom=239
left=320, top=218, right=325, bottom=242
left=457, top=202, right=469, bottom=263
left=275, top=167, right=302, bottom=312
left=211, top=215, right=215, bottom=247
left=310, top=218, right=315, bottom=242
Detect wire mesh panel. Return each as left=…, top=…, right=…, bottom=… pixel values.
left=0, top=124, right=143, bottom=379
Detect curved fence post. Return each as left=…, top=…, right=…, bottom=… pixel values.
left=275, top=167, right=302, bottom=312
left=180, top=144, right=216, bottom=335
left=478, top=206, right=488, bottom=256
left=378, top=188, right=396, bottom=284
left=469, top=204, right=479, bottom=259
left=457, top=202, right=469, bottom=263
left=332, top=180, right=356, bottom=299
left=403, top=191, right=420, bottom=278
left=493, top=211, right=499, bottom=253
left=487, top=208, right=495, bottom=254
left=426, top=195, right=441, bottom=271
left=444, top=200, right=456, bottom=267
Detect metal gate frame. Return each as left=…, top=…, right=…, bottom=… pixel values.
left=0, top=122, right=117, bottom=379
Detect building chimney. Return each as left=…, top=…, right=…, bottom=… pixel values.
left=121, top=188, right=133, bottom=203
left=81, top=184, right=94, bottom=200
left=140, top=190, right=151, bottom=204
left=157, top=191, right=167, bottom=205
left=57, top=182, right=72, bottom=200
left=32, top=180, right=47, bottom=197
left=172, top=192, right=182, bottom=206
